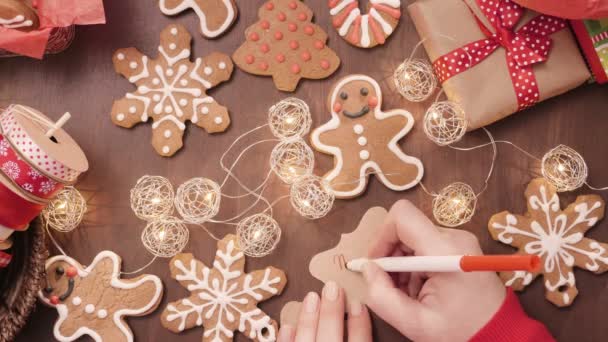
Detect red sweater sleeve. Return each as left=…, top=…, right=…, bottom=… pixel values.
left=470, top=288, right=555, bottom=342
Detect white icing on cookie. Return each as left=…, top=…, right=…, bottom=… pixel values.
left=85, top=304, right=95, bottom=314
left=97, top=310, right=108, bottom=319
left=311, top=75, right=424, bottom=198
left=159, top=0, right=236, bottom=38
left=38, top=251, right=163, bottom=342
left=72, top=297, right=82, bottom=306
left=357, top=136, right=367, bottom=146
left=0, top=15, right=33, bottom=29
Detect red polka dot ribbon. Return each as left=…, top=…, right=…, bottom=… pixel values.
left=0, top=134, right=64, bottom=200
left=432, top=0, right=567, bottom=110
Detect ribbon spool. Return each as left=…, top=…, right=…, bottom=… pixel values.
left=0, top=105, right=88, bottom=234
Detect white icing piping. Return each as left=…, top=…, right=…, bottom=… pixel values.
left=329, top=0, right=355, bottom=16
left=159, top=0, right=235, bottom=38
left=152, top=115, right=187, bottom=130
left=360, top=15, right=370, bottom=47
left=0, top=15, right=33, bottom=29
left=191, top=58, right=213, bottom=89
left=128, top=56, right=150, bottom=83
left=370, top=8, right=393, bottom=35
left=158, top=46, right=191, bottom=67
left=310, top=75, right=423, bottom=198
left=339, top=9, right=360, bottom=36
left=370, top=0, right=401, bottom=8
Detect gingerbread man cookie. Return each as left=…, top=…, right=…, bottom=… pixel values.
left=39, top=251, right=164, bottom=342
left=111, top=24, right=234, bottom=157
left=488, top=178, right=608, bottom=307
left=161, top=234, right=287, bottom=342
left=159, top=0, right=238, bottom=39
left=0, top=0, right=39, bottom=31
left=311, top=75, right=423, bottom=198
left=233, top=0, right=340, bottom=92
left=329, top=0, right=401, bottom=48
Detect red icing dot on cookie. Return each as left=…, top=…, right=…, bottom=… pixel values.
left=274, top=31, right=283, bottom=40
left=275, top=54, right=286, bottom=63
left=291, top=64, right=301, bottom=74
left=288, top=23, right=298, bottom=32
left=50, top=295, right=60, bottom=305
left=297, top=12, right=308, bottom=21
left=260, top=43, right=270, bottom=53
left=278, top=12, right=286, bottom=21
left=266, top=2, right=275, bottom=10
left=66, top=266, right=78, bottom=278
left=289, top=1, right=298, bottom=9
left=320, top=59, right=330, bottom=69
left=289, top=41, right=299, bottom=50
left=333, top=102, right=342, bottom=113
left=314, top=40, right=325, bottom=49
left=304, top=25, right=314, bottom=35
left=249, top=32, right=260, bottom=41
left=368, top=96, right=379, bottom=108
left=245, top=55, right=255, bottom=64
left=260, top=20, right=270, bottom=29
left=301, top=51, right=311, bottom=61
left=259, top=61, right=269, bottom=71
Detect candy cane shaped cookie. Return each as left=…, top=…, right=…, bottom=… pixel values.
left=329, top=0, right=401, bottom=48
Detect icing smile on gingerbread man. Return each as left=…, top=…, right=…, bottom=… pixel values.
left=43, top=264, right=78, bottom=305
left=312, top=74, right=424, bottom=198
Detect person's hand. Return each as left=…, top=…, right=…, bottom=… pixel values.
left=278, top=281, right=372, bottom=342
left=363, top=200, right=506, bottom=342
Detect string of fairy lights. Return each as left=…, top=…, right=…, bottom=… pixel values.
left=40, top=42, right=608, bottom=265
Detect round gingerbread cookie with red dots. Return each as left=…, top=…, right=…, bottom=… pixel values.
left=233, top=0, right=341, bottom=92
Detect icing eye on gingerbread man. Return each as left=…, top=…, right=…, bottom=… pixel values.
left=332, top=80, right=379, bottom=118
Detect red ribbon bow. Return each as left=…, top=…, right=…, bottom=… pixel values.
left=433, top=0, right=567, bottom=110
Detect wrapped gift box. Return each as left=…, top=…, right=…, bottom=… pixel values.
left=571, top=18, right=608, bottom=84
left=408, top=0, right=591, bottom=130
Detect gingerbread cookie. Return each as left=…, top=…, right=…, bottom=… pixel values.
left=0, top=0, right=39, bottom=31
left=311, top=75, right=423, bottom=198
left=159, top=0, right=238, bottom=39
left=233, top=0, right=340, bottom=92
left=329, top=0, right=401, bottom=48
left=161, top=234, right=287, bottom=341
left=488, top=178, right=608, bottom=307
left=39, top=251, right=164, bottom=342
left=112, top=24, right=233, bottom=157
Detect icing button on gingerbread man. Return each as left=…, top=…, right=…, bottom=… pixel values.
left=311, top=74, right=424, bottom=198
left=39, top=251, right=164, bottom=342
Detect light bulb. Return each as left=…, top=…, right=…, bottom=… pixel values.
left=253, top=230, right=262, bottom=240
left=285, top=116, right=295, bottom=124
left=158, top=230, right=166, bottom=241
left=56, top=201, right=67, bottom=210
left=557, top=163, right=566, bottom=172
left=151, top=197, right=161, bottom=204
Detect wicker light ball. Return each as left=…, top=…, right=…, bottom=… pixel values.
left=393, top=58, right=437, bottom=102
left=290, top=175, right=335, bottom=219
left=236, top=213, right=281, bottom=257
left=42, top=186, right=86, bottom=232
left=268, top=97, right=312, bottom=140
left=174, top=178, right=221, bottom=224
left=130, top=175, right=174, bottom=220
left=541, top=145, right=588, bottom=192
left=432, top=182, right=477, bottom=227
left=270, top=138, right=314, bottom=184
left=141, top=217, right=189, bottom=258
left=423, top=101, right=467, bottom=146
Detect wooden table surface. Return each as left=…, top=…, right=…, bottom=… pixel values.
left=4, top=0, right=608, bottom=341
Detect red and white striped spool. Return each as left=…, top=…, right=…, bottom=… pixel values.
left=0, top=104, right=88, bottom=235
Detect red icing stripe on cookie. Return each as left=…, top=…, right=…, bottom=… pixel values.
left=332, top=2, right=358, bottom=27
left=369, top=16, right=385, bottom=45
left=372, top=4, right=401, bottom=19
left=328, top=0, right=341, bottom=8
left=348, top=16, right=362, bottom=45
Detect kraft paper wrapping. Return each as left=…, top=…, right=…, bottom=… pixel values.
left=408, top=0, right=591, bottom=130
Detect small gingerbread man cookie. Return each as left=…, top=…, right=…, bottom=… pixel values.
left=159, top=0, right=238, bottom=39
left=39, top=251, right=164, bottom=342
left=311, top=75, right=424, bottom=198
left=0, top=0, right=39, bottom=31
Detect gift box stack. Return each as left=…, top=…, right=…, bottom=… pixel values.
left=0, top=0, right=105, bottom=58
left=408, top=0, right=591, bottom=130
left=0, top=105, right=88, bottom=268
left=572, top=18, right=608, bottom=84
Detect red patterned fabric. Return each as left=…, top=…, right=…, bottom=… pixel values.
left=432, top=0, right=567, bottom=110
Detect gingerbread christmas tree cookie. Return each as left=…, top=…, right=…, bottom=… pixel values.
left=111, top=24, right=234, bottom=157
left=311, top=75, right=424, bottom=198
left=233, top=0, right=340, bottom=92
left=488, top=178, right=608, bottom=307
left=39, top=251, right=164, bottom=342
left=159, top=0, right=238, bottom=39
left=161, top=234, right=287, bottom=341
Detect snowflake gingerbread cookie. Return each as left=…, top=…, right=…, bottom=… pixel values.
left=488, top=178, right=608, bottom=307
left=39, top=251, right=164, bottom=342
left=161, top=234, right=287, bottom=342
left=311, top=74, right=424, bottom=199
left=328, top=0, right=401, bottom=48
left=111, top=24, right=234, bottom=157
left=0, top=0, right=39, bottom=31
left=159, top=0, right=238, bottom=39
